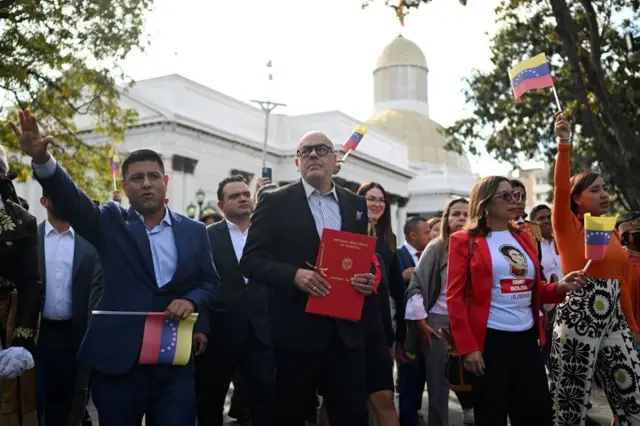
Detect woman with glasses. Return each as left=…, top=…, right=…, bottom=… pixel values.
left=405, top=197, right=474, bottom=426
left=447, top=175, right=586, bottom=426
left=353, top=181, right=403, bottom=426
left=510, top=180, right=543, bottom=262
left=550, top=113, right=640, bottom=425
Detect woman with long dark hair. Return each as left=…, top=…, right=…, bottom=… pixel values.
left=550, top=113, right=640, bottom=425
left=355, top=181, right=402, bottom=426
left=447, top=175, right=585, bottom=425
left=405, top=197, right=474, bottom=426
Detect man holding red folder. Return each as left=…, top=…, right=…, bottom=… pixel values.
left=241, top=131, right=376, bottom=426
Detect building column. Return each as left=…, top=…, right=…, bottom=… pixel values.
left=396, top=198, right=408, bottom=245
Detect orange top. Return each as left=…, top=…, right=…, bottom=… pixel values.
left=553, top=143, right=639, bottom=331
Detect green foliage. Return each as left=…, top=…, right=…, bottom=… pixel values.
left=0, top=0, right=153, bottom=201
left=361, top=0, right=467, bottom=9
left=442, top=0, right=640, bottom=209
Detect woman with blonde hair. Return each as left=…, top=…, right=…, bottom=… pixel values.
left=447, top=175, right=586, bottom=425
left=550, top=113, right=640, bottom=425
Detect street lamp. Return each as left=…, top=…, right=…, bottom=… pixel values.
left=186, top=190, right=219, bottom=220
left=251, top=60, right=286, bottom=168
left=186, top=202, right=197, bottom=219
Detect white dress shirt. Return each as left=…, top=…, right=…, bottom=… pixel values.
left=43, top=221, right=75, bottom=320
left=540, top=238, right=563, bottom=281
left=301, top=178, right=341, bottom=236
left=226, top=219, right=249, bottom=284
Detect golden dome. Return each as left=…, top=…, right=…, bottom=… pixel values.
left=375, top=35, right=427, bottom=70
left=367, top=109, right=470, bottom=171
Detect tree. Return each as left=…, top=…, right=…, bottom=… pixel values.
left=364, top=0, right=640, bottom=210
left=0, top=0, right=153, bottom=200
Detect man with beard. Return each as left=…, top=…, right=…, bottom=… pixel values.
left=195, top=175, right=273, bottom=426
left=10, top=108, right=219, bottom=426
left=241, top=131, right=376, bottom=426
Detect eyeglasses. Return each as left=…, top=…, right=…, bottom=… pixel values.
left=494, top=191, right=524, bottom=203
left=297, top=145, right=334, bottom=159
left=365, top=196, right=386, bottom=206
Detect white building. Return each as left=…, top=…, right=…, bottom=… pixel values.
left=511, top=166, right=553, bottom=212
left=16, top=34, right=476, bottom=237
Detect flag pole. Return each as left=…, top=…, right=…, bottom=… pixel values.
left=551, top=86, right=562, bottom=111
left=582, top=259, right=592, bottom=273
left=112, top=173, right=117, bottom=192
left=340, top=149, right=353, bottom=163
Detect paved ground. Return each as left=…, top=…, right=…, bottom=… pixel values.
left=87, top=385, right=614, bottom=425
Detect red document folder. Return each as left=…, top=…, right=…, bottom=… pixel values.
left=305, top=229, right=377, bottom=321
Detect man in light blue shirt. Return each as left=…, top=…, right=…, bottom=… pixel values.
left=9, top=108, right=220, bottom=426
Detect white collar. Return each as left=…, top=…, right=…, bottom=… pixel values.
left=225, top=218, right=248, bottom=234
left=45, top=220, right=75, bottom=237
left=134, top=207, right=172, bottom=227
left=301, top=178, right=338, bottom=200
left=404, top=242, right=419, bottom=255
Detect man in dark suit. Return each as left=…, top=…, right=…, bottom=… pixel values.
left=36, top=191, right=102, bottom=426
left=195, top=175, right=273, bottom=426
left=10, top=109, right=219, bottom=426
left=240, top=131, right=375, bottom=426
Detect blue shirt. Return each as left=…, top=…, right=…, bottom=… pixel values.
left=135, top=209, right=177, bottom=287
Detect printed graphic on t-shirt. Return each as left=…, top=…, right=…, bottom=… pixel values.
left=498, top=244, right=532, bottom=299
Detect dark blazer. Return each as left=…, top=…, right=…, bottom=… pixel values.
left=197, top=220, right=270, bottom=351
left=38, top=221, right=103, bottom=349
left=35, top=164, right=220, bottom=375
left=240, top=180, right=370, bottom=353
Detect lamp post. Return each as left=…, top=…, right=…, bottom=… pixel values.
left=251, top=60, right=286, bottom=168
left=186, top=189, right=218, bottom=220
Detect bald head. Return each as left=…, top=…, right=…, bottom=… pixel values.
left=297, top=131, right=335, bottom=151
left=295, top=130, right=337, bottom=192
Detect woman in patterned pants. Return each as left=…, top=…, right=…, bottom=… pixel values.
left=550, top=113, right=640, bottom=425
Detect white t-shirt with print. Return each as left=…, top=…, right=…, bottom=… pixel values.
left=485, top=231, right=536, bottom=332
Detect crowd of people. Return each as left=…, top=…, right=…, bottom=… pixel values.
left=0, top=108, right=638, bottom=426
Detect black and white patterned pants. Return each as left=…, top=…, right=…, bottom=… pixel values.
left=550, top=277, right=640, bottom=426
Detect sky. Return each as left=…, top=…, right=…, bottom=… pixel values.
left=121, top=0, right=523, bottom=176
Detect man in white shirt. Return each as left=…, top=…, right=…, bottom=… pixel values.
left=195, top=175, right=274, bottom=426
left=36, top=190, right=102, bottom=426
left=530, top=204, right=562, bottom=372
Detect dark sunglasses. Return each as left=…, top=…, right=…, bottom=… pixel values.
left=297, top=145, right=334, bottom=159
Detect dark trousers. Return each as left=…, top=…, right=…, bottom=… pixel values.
left=471, top=328, right=552, bottom=426
left=91, top=363, right=195, bottom=426
left=274, top=331, right=368, bottom=426
left=195, top=326, right=274, bottom=426
left=35, top=320, right=80, bottom=426
left=396, top=346, right=426, bottom=426
left=228, top=371, right=250, bottom=420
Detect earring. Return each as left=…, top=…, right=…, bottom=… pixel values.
left=484, top=209, right=492, bottom=228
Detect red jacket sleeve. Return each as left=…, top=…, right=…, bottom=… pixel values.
left=538, top=281, right=565, bottom=304
left=446, top=232, right=479, bottom=356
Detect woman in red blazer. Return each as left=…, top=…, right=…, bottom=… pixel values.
left=446, top=176, right=586, bottom=426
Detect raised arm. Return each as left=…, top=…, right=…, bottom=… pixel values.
left=552, top=113, right=575, bottom=234
left=240, top=192, right=299, bottom=286
left=620, top=260, right=640, bottom=332
left=9, top=109, right=105, bottom=247
left=446, top=232, right=478, bottom=356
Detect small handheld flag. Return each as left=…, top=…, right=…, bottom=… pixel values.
left=508, top=53, right=559, bottom=109
left=138, top=313, right=199, bottom=366
left=342, top=125, right=368, bottom=152
left=583, top=213, right=619, bottom=271
left=109, top=150, right=121, bottom=191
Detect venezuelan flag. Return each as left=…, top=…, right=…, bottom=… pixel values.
left=584, top=213, right=619, bottom=261
left=508, top=53, right=555, bottom=103
left=109, top=151, right=121, bottom=178
left=138, top=313, right=199, bottom=365
left=342, top=125, right=368, bottom=152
